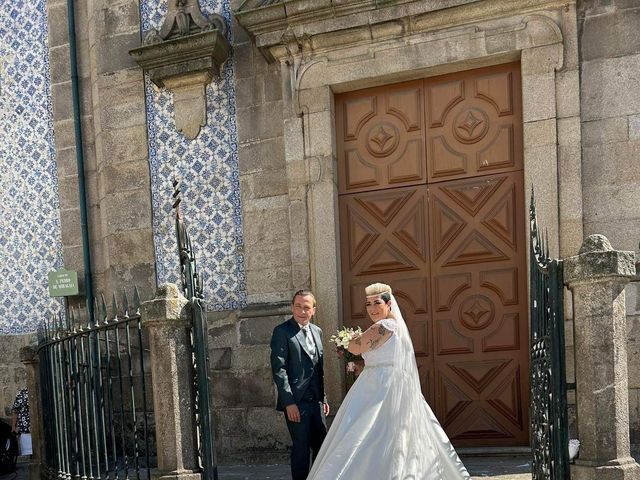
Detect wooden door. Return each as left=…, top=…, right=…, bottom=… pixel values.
left=337, top=63, right=528, bottom=446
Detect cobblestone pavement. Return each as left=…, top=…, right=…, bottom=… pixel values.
left=3, top=455, right=531, bottom=480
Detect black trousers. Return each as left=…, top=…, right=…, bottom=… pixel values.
left=285, top=400, right=327, bottom=480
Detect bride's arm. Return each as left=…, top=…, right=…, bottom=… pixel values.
left=347, top=322, right=393, bottom=355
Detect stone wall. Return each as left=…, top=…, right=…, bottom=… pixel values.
left=0, top=334, right=35, bottom=421
left=578, top=0, right=640, bottom=250
left=232, top=12, right=294, bottom=305
left=208, top=306, right=291, bottom=463
left=577, top=0, right=640, bottom=444
left=205, top=11, right=301, bottom=462
left=47, top=0, right=157, bottom=301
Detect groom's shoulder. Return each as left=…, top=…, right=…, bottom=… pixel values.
left=272, top=317, right=295, bottom=334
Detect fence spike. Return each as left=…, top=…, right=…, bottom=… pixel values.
left=100, top=293, right=108, bottom=324
left=67, top=308, right=73, bottom=334
left=81, top=305, right=88, bottom=330
left=63, top=299, right=71, bottom=331
left=49, top=316, right=54, bottom=340
left=94, top=297, right=101, bottom=326
left=529, top=188, right=536, bottom=220
left=112, top=292, right=119, bottom=320
left=85, top=298, right=93, bottom=329
left=60, top=310, right=66, bottom=333
left=74, top=307, right=84, bottom=332
left=133, top=286, right=141, bottom=313
left=545, top=229, right=550, bottom=261
left=122, top=288, right=130, bottom=318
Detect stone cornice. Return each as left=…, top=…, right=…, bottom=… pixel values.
left=236, top=0, right=479, bottom=37
left=234, top=0, right=572, bottom=62
left=129, top=30, right=230, bottom=87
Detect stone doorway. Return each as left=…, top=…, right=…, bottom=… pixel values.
left=337, top=63, right=529, bottom=446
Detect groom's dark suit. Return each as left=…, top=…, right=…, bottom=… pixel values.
left=270, top=317, right=327, bottom=480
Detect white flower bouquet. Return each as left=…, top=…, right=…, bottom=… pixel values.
left=330, top=326, right=363, bottom=372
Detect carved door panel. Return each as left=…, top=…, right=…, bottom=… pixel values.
left=339, top=186, right=435, bottom=401
left=429, top=171, right=529, bottom=445
left=424, top=63, right=522, bottom=183
left=337, top=63, right=527, bottom=447
left=336, top=80, right=426, bottom=195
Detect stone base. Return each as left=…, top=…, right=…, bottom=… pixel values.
left=572, top=457, right=640, bottom=480
left=150, top=470, right=202, bottom=480
left=27, top=460, right=41, bottom=480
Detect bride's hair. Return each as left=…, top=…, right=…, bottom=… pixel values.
left=364, top=282, right=393, bottom=312
left=365, top=282, right=391, bottom=296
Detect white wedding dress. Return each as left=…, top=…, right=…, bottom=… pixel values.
left=308, top=319, right=470, bottom=480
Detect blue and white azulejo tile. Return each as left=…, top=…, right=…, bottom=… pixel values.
left=141, top=0, right=246, bottom=311
left=0, top=0, right=64, bottom=334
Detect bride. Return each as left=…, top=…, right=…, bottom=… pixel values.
left=308, top=282, right=470, bottom=479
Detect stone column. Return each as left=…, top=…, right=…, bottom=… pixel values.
left=19, top=345, right=43, bottom=480
left=140, top=284, right=200, bottom=480
left=564, top=234, right=640, bottom=480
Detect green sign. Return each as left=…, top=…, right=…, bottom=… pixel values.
left=48, top=269, right=79, bottom=297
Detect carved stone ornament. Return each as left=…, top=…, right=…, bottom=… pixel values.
left=129, top=0, right=230, bottom=139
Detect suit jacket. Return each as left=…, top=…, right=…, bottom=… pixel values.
left=270, top=317, right=326, bottom=411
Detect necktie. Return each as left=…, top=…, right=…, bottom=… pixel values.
left=302, top=326, right=316, bottom=358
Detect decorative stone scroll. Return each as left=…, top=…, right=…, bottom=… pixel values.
left=129, top=0, right=230, bottom=139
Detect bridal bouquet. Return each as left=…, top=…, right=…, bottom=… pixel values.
left=330, top=326, right=362, bottom=373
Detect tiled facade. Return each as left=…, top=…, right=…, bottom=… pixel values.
left=141, top=0, right=246, bottom=311
left=1, top=0, right=639, bottom=462
left=0, top=0, right=247, bottom=332
left=0, top=0, right=63, bottom=334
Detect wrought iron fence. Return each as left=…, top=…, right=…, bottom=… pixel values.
left=38, top=291, right=156, bottom=480
left=173, top=180, right=218, bottom=480
left=529, top=192, right=569, bottom=480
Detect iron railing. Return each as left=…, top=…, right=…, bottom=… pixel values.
left=529, top=191, right=569, bottom=480
left=172, top=180, right=218, bottom=480
left=38, top=291, right=156, bottom=480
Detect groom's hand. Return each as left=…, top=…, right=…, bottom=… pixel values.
left=286, top=404, right=301, bottom=423
left=323, top=402, right=330, bottom=416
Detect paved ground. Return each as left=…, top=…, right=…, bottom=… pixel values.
left=2, top=455, right=531, bottom=480
left=217, top=456, right=531, bottom=479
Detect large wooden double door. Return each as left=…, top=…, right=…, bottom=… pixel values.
left=337, top=63, right=529, bottom=446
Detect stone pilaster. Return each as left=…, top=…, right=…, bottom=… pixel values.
left=140, top=284, right=200, bottom=480
left=565, top=234, right=640, bottom=480
left=19, top=345, right=42, bottom=480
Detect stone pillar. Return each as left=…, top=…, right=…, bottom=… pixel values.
left=19, top=345, right=43, bottom=480
left=564, top=234, right=640, bottom=480
left=140, top=284, right=200, bottom=480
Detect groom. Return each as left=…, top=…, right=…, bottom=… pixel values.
left=270, top=290, right=329, bottom=480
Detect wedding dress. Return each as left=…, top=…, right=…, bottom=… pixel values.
left=308, top=309, right=470, bottom=479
